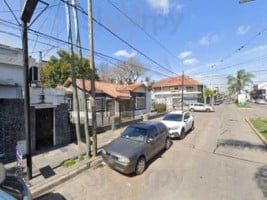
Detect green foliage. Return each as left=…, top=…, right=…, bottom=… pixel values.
left=204, top=88, right=214, bottom=97
left=154, top=103, right=166, bottom=113
left=227, top=69, right=255, bottom=95
left=41, top=50, right=99, bottom=88
left=250, top=118, right=267, bottom=140
left=78, top=154, right=84, bottom=161
left=61, top=158, right=76, bottom=167
left=235, top=103, right=251, bottom=108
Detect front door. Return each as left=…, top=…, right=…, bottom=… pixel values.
left=36, top=108, right=54, bottom=150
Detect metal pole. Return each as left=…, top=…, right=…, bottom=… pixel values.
left=88, top=0, right=97, bottom=157
left=22, top=20, right=32, bottom=180
left=181, top=71, right=184, bottom=111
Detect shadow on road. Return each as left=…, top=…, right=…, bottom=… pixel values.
left=255, top=165, right=267, bottom=198
left=216, top=139, right=267, bottom=152
left=35, top=192, right=66, bottom=200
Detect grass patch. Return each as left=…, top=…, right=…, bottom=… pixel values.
left=235, top=103, right=251, bottom=108
left=78, top=154, right=84, bottom=161
left=61, top=158, right=76, bottom=167
left=250, top=118, right=267, bottom=140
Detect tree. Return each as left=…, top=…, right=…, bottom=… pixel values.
left=113, top=58, right=145, bottom=84
left=227, top=69, right=255, bottom=95
left=98, top=63, right=115, bottom=83
left=40, top=50, right=99, bottom=87
left=203, top=87, right=214, bottom=104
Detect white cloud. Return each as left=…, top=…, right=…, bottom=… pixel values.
left=114, top=50, right=136, bottom=58
left=199, top=34, right=219, bottom=46
left=147, top=0, right=170, bottom=15
left=237, top=25, right=250, bottom=35
left=183, top=58, right=199, bottom=66
left=178, top=51, right=192, bottom=59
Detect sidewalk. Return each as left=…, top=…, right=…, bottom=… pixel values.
left=4, top=126, right=126, bottom=198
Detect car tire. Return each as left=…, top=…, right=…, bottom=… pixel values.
left=165, top=137, right=171, bottom=150
left=180, top=128, right=185, bottom=139
left=135, top=157, right=146, bottom=175
left=206, top=109, right=211, bottom=112
left=190, top=108, right=194, bottom=112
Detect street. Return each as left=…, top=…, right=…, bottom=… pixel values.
left=38, top=103, right=267, bottom=200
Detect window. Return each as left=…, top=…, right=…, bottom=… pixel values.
left=135, top=96, right=145, bottom=110
left=157, top=123, right=167, bottom=134
left=96, top=98, right=105, bottom=111
left=184, top=112, right=190, bottom=120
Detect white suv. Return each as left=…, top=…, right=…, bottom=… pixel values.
left=189, top=103, right=214, bottom=112
left=161, top=111, right=194, bottom=139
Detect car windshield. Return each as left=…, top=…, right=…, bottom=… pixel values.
left=121, top=126, right=147, bottom=142
left=163, top=114, right=183, bottom=122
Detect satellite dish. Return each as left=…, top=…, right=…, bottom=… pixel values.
left=0, top=164, right=6, bottom=184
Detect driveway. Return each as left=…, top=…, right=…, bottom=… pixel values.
left=38, top=104, right=267, bottom=200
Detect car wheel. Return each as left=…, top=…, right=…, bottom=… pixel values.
left=206, top=109, right=211, bottom=112
left=135, top=157, right=146, bottom=175
left=190, top=108, right=194, bottom=112
left=165, top=137, right=171, bottom=150
left=180, top=128, right=185, bottom=139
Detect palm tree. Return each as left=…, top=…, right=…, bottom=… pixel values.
left=227, top=69, right=255, bottom=94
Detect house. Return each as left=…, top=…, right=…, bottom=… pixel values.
left=0, top=44, right=71, bottom=161
left=63, top=79, right=151, bottom=123
left=250, top=83, right=267, bottom=100
left=152, top=75, right=203, bottom=110
left=0, top=44, right=41, bottom=98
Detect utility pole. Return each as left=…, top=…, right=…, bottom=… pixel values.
left=72, top=0, right=91, bottom=157
left=88, top=0, right=97, bottom=157
left=181, top=71, right=184, bottom=111
left=64, top=0, right=82, bottom=145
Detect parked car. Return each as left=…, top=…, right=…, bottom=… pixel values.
left=189, top=103, right=214, bottom=112
left=161, top=111, right=194, bottom=139
left=0, top=164, right=32, bottom=200
left=102, top=122, right=171, bottom=175
left=214, top=99, right=223, bottom=105
left=255, top=99, right=267, bottom=105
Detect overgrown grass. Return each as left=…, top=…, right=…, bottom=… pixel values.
left=61, top=154, right=86, bottom=168
left=235, top=103, right=251, bottom=108
left=250, top=118, right=267, bottom=140
left=61, top=158, right=76, bottom=167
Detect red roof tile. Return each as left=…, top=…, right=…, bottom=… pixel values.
left=63, top=79, right=145, bottom=98
left=152, top=75, right=201, bottom=88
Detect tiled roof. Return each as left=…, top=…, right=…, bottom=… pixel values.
left=152, top=75, right=201, bottom=88
left=63, top=78, right=145, bottom=98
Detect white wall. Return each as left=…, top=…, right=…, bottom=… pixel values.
left=30, top=88, right=68, bottom=105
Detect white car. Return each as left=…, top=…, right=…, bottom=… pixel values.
left=161, top=111, right=194, bottom=139
left=189, top=103, right=214, bottom=112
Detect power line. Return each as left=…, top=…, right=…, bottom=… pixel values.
left=0, top=19, right=172, bottom=78
left=106, top=0, right=180, bottom=67
left=208, top=26, right=267, bottom=70
left=59, top=0, right=177, bottom=76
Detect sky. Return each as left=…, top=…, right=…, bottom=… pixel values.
left=1, top=0, right=267, bottom=91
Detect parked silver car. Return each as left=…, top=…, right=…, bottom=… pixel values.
left=102, top=122, right=171, bottom=175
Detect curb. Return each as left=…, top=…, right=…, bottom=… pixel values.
left=30, top=156, right=103, bottom=199
left=245, top=118, right=267, bottom=145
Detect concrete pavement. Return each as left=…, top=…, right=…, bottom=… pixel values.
left=37, top=103, right=267, bottom=200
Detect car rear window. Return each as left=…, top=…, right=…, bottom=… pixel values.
left=163, top=114, right=182, bottom=122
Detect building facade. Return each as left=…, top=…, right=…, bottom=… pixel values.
left=152, top=75, right=203, bottom=110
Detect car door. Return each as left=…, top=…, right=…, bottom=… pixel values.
left=198, top=103, right=205, bottom=111
left=146, top=126, right=160, bottom=160
left=156, top=123, right=168, bottom=150
left=184, top=112, right=193, bottom=131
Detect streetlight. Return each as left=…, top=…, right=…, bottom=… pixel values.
left=21, top=0, right=40, bottom=180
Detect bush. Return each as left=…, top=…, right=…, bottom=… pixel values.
left=154, top=103, right=166, bottom=113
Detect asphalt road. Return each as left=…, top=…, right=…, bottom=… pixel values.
left=38, top=103, right=267, bottom=200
